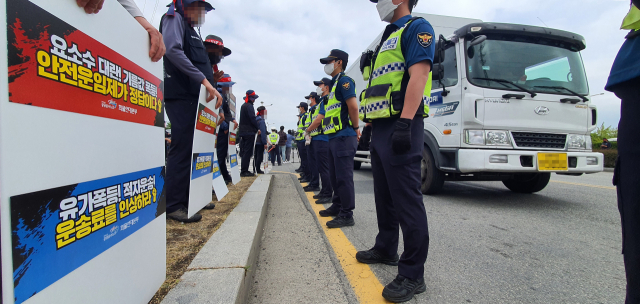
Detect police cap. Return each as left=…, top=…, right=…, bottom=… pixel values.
left=313, top=78, right=331, bottom=87
left=305, top=92, right=320, bottom=100
left=320, top=49, right=349, bottom=64
left=296, top=102, right=309, bottom=111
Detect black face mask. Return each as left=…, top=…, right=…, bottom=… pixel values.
left=208, top=53, right=222, bottom=65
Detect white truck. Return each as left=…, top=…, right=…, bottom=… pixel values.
left=349, top=14, right=604, bottom=194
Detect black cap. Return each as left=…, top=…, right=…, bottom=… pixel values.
left=320, top=49, right=349, bottom=64
left=204, top=35, right=232, bottom=56
left=189, top=0, right=215, bottom=12
left=305, top=92, right=320, bottom=100
left=296, top=102, right=309, bottom=111
left=313, top=78, right=332, bottom=87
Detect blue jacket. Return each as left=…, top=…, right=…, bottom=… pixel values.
left=254, top=116, right=268, bottom=145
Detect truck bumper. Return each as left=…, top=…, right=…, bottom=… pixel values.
left=457, top=149, right=604, bottom=173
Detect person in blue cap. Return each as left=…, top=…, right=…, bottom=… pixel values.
left=160, top=0, right=222, bottom=223
left=352, top=0, right=433, bottom=302
left=306, top=49, right=360, bottom=229
left=606, top=1, right=640, bottom=302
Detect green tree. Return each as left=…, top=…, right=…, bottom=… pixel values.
left=166, top=122, right=171, bottom=129
left=591, top=123, right=617, bottom=149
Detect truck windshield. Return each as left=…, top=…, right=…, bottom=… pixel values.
left=466, top=36, right=589, bottom=96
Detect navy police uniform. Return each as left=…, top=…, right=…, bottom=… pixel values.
left=368, top=15, right=435, bottom=281
left=319, top=70, right=358, bottom=219
left=307, top=93, right=333, bottom=196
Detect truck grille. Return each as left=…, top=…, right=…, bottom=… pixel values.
left=511, top=132, right=566, bottom=149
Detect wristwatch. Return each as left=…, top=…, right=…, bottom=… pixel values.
left=353, top=125, right=360, bottom=130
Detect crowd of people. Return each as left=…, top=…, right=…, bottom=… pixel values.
left=77, top=0, right=639, bottom=302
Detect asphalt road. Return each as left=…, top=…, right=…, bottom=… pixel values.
left=344, top=164, right=626, bottom=303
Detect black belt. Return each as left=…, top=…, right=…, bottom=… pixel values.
left=626, top=29, right=640, bottom=40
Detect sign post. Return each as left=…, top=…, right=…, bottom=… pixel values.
left=1, top=1, right=166, bottom=303
left=228, top=125, right=241, bottom=184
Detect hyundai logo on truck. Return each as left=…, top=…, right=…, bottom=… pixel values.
left=535, top=106, right=550, bottom=115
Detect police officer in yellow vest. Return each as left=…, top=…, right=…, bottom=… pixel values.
left=268, top=129, right=282, bottom=166
left=306, top=49, right=360, bottom=228
left=353, top=0, right=433, bottom=302
left=606, top=1, right=640, bottom=302
left=295, top=102, right=311, bottom=181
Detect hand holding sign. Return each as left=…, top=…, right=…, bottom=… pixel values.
left=76, top=0, right=104, bottom=14
left=202, top=79, right=223, bottom=108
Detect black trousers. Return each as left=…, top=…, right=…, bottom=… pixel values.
left=217, top=145, right=231, bottom=182
left=270, top=145, right=282, bottom=166
left=254, top=144, right=265, bottom=172
left=326, top=136, right=357, bottom=218
left=164, top=99, right=198, bottom=214
left=298, top=140, right=310, bottom=177
left=240, top=134, right=256, bottom=173
left=313, top=140, right=332, bottom=196
left=370, top=117, right=429, bottom=281
left=610, top=78, right=640, bottom=304
left=307, top=140, right=320, bottom=187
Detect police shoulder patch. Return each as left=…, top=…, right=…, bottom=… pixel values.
left=342, top=82, right=350, bottom=90
left=417, top=32, right=433, bottom=48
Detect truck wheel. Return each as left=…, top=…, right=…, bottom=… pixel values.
left=354, top=161, right=362, bottom=170
left=502, top=173, right=551, bottom=193
left=421, top=146, right=445, bottom=195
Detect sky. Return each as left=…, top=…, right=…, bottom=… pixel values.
left=131, top=0, right=631, bottom=132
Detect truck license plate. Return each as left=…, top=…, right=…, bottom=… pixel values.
left=537, top=153, right=568, bottom=171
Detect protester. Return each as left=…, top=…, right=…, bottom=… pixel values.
left=286, top=130, right=295, bottom=162
left=239, top=90, right=261, bottom=176
left=160, top=0, right=222, bottom=223
left=601, top=138, right=612, bottom=149
left=254, top=107, right=268, bottom=174
left=278, top=126, right=288, bottom=163
left=78, top=0, right=166, bottom=62
left=216, top=120, right=233, bottom=184
left=605, top=1, right=640, bottom=302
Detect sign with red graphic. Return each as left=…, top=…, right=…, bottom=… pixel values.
left=7, top=0, right=164, bottom=127
left=195, top=103, right=218, bottom=135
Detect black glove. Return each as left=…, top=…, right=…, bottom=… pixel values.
left=392, top=118, right=412, bottom=154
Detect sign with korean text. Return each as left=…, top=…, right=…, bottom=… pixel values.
left=228, top=127, right=241, bottom=184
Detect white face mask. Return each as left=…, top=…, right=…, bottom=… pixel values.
left=376, top=0, right=402, bottom=23
left=316, top=86, right=323, bottom=95
left=324, top=62, right=336, bottom=76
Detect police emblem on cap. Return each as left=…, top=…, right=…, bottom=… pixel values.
left=417, top=32, right=433, bottom=48
left=342, top=82, right=350, bottom=90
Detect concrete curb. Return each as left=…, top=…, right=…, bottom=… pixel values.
left=604, top=167, right=614, bottom=172
left=160, top=174, right=274, bottom=304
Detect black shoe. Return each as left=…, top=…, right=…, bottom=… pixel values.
left=295, top=168, right=303, bottom=172
left=313, top=193, right=332, bottom=199
left=326, top=216, right=355, bottom=228
left=298, top=175, right=306, bottom=180
left=303, top=185, right=320, bottom=192
left=319, top=209, right=339, bottom=217
left=224, top=179, right=232, bottom=185
left=167, top=208, right=202, bottom=223
left=240, top=172, right=255, bottom=177
left=299, top=179, right=310, bottom=183
left=202, top=203, right=216, bottom=210
left=382, top=275, right=427, bottom=303
left=256, top=170, right=265, bottom=174
left=316, top=197, right=332, bottom=204
left=356, top=249, right=399, bottom=266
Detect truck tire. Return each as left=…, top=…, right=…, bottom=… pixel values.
left=421, top=145, right=445, bottom=195
left=502, top=173, right=551, bottom=194
left=354, top=161, right=362, bottom=170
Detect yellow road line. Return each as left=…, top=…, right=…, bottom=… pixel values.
left=279, top=170, right=389, bottom=303
left=551, top=180, right=616, bottom=190
left=303, top=189, right=389, bottom=303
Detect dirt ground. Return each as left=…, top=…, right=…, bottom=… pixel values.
left=148, top=175, right=257, bottom=304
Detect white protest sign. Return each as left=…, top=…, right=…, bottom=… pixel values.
left=187, top=87, right=219, bottom=218
left=1, top=1, right=166, bottom=303
left=227, top=124, right=241, bottom=184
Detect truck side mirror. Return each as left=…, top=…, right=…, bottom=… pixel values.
left=433, top=42, right=445, bottom=63
left=432, top=63, right=444, bottom=81
left=469, top=35, right=487, bottom=47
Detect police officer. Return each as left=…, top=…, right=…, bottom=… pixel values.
left=309, top=49, right=360, bottom=228
left=296, top=102, right=311, bottom=182
left=308, top=78, right=334, bottom=203
left=160, top=0, right=222, bottom=223
left=355, top=0, right=433, bottom=301
left=302, top=92, right=328, bottom=194
left=268, top=129, right=282, bottom=166
left=606, top=1, right=640, bottom=302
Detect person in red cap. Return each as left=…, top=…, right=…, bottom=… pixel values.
left=159, top=0, right=222, bottom=223
left=238, top=90, right=262, bottom=176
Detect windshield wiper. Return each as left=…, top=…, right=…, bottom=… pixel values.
left=533, top=86, right=588, bottom=102
left=472, top=77, right=537, bottom=98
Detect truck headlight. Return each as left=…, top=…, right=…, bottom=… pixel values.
left=586, top=136, right=592, bottom=150
left=485, top=131, right=511, bottom=146
left=465, top=130, right=484, bottom=145
left=567, top=134, right=588, bottom=149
